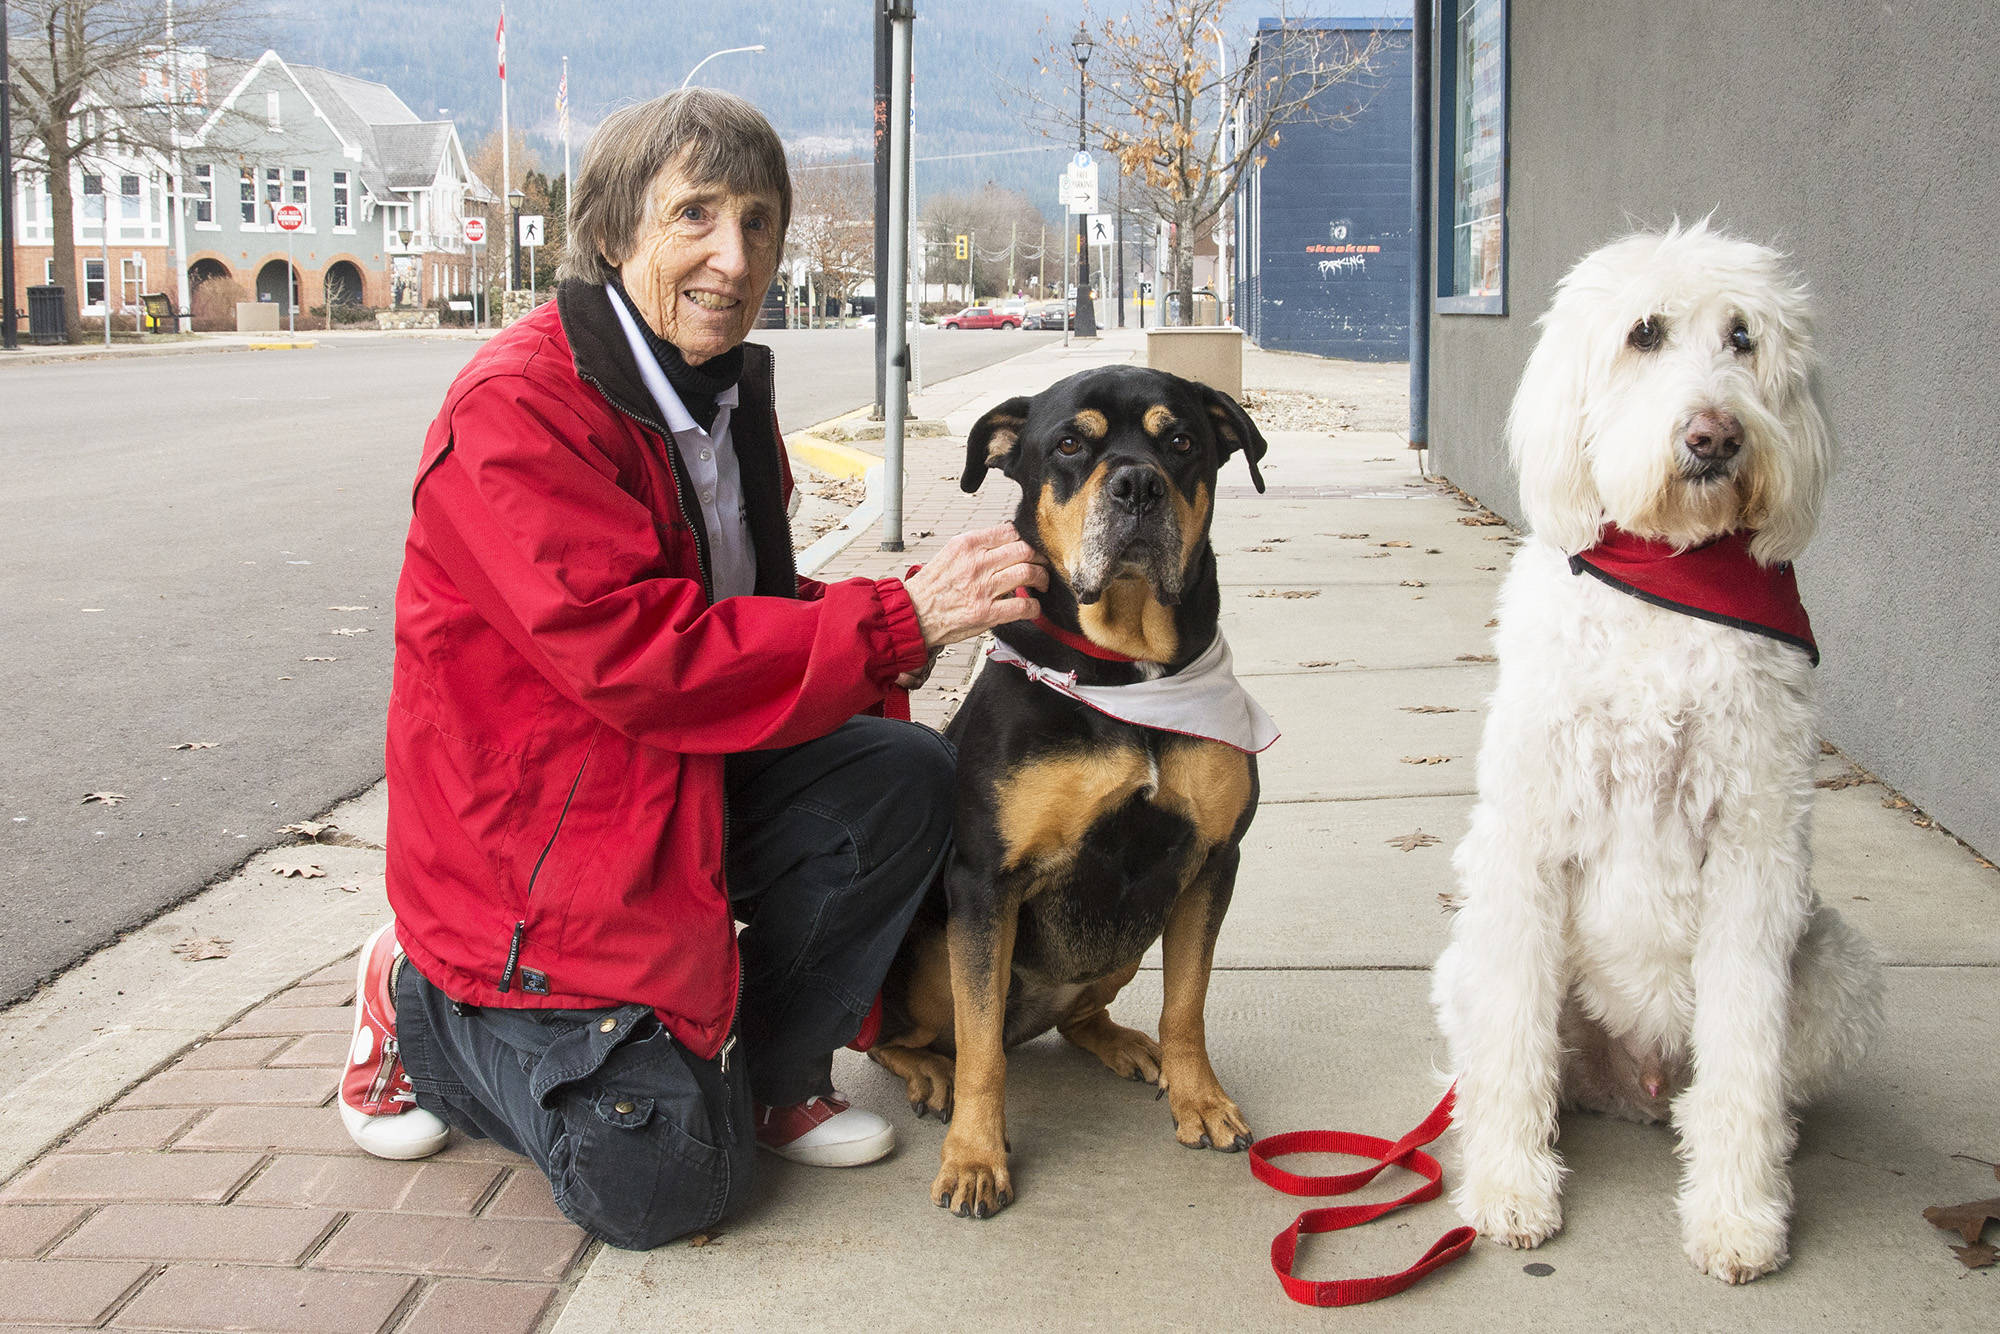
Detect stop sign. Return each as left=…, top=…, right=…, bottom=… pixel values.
left=464, top=217, right=486, bottom=244
left=274, top=203, right=304, bottom=231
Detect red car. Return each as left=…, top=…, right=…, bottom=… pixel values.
left=941, top=306, right=1020, bottom=330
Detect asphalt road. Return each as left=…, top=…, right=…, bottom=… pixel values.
left=0, top=325, right=1054, bottom=1004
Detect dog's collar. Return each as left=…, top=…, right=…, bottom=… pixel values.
left=1569, top=526, right=1819, bottom=666
left=1027, top=613, right=1141, bottom=663
left=986, top=632, right=1280, bottom=753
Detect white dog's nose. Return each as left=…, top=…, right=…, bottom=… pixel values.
left=1685, top=411, right=1743, bottom=462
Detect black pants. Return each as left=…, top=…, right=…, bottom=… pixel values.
left=396, top=716, right=953, bottom=1249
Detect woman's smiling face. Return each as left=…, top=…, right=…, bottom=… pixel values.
left=617, top=153, right=782, bottom=365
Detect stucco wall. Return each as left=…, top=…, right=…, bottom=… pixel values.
left=1426, top=0, right=1999, bottom=856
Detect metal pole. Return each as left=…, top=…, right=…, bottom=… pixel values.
left=871, top=3, right=890, bottom=417
left=500, top=4, right=511, bottom=289
left=0, top=0, right=18, bottom=348
left=167, top=0, right=190, bottom=333
left=880, top=0, right=914, bottom=551
left=1073, top=56, right=1096, bottom=338
left=286, top=224, right=295, bottom=335
left=1210, top=23, right=1229, bottom=326
left=1409, top=2, right=1432, bottom=455
left=100, top=186, right=110, bottom=348
left=1114, top=168, right=1125, bottom=328
left=1062, top=202, right=1071, bottom=348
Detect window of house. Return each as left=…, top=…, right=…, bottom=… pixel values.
left=266, top=91, right=281, bottom=131
left=120, top=174, right=142, bottom=222
left=332, top=170, right=351, bottom=229
left=21, top=173, right=37, bottom=225
left=194, top=164, right=213, bottom=224
left=289, top=167, right=309, bottom=218
left=1437, top=0, right=1507, bottom=314
left=122, top=257, right=146, bottom=308
left=84, top=258, right=106, bottom=307
left=263, top=166, right=283, bottom=224
left=240, top=166, right=256, bottom=224
left=81, top=173, right=104, bottom=231
left=46, top=258, right=56, bottom=285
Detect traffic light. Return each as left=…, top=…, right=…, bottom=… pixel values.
left=954, top=234, right=969, bottom=261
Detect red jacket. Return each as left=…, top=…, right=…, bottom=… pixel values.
left=386, top=281, right=928, bottom=1058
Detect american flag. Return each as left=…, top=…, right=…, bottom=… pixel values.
left=556, top=68, right=568, bottom=138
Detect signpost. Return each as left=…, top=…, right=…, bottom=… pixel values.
left=519, top=214, right=545, bottom=295
left=274, top=202, right=304, bottom=335
left=464, top=217, right=487, bottom=330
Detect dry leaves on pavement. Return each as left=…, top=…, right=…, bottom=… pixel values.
left=172, top=936, right=233, bottom=961
left=301, top=656, right=338, bottom=662
left=1402, top=755, right=1452, bottom=765
left=82, top=792, right=127, bottom=806
left=1251, top=589, right=1320, bottom=599
left=1376, top=540, right=1412, bottom=548
left=329, top=627, right=370, bottom=637
left=1386, top=830, right=1441, bottom=852
left=1457, top=512, right=1508, bottom=526
left=267, top=855, right=327, bottom=879
left=172, top=741, right=218, bottom=750
left=1923, top=1172, right=2000, bottom=1268
left=1401, top=705, right=1461, bottom=714
left=282, top=819, right=385, bottom=851
left=1456, top=654, right=1498, bottom=663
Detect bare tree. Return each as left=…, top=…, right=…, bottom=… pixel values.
left=788, top=158, right=872, bottom=322
left=7, top=0, right=263, bottom=334
left=918, top=185, right=1057, bottom=305
left=1021, top=0, right=1384, bottom=323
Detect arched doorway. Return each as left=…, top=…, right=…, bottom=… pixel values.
left=188, top=257, right=231, bottom=291
left=323, top=260, right=365, bottom=307
left=256, top=259, right=299, bottom=313
left=187, top=258, right=239, bottom=332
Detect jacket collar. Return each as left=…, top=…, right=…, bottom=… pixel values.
left=554, top=278, right=796, bottom=599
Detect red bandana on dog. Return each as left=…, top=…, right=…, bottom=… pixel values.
left=1569, top=526, right=1819, bottom=666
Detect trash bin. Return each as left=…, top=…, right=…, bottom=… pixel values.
left=27, top=285, right=67, bottom=345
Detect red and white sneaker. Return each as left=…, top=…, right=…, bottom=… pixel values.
left=339, top=922, right=449, bottom=1161
left=754, top=1093, right=894, bottom=1167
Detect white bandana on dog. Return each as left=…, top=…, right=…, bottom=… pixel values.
left=985, top=632, right=1281, bottom=754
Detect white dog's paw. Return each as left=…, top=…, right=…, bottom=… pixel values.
left=1454, top=1178, right=1564, bottom=1249
left=1683, top=1212, right=1789, bottom=1284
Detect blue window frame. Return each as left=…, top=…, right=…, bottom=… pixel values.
left=1436, top=0, right=1507, bottom=314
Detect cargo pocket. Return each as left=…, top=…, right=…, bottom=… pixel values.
left=530, top=1005, right=741, bottom=1250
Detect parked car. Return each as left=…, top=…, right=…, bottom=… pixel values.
left=941, top=306, right=1020, bottom=330
left=997, top=299, right=1030, bottom=318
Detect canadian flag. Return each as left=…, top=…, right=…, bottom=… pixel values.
left=496, top=14, right=506, bottom=80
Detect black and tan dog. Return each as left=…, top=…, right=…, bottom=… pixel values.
left=872, top=364, right=1271, bottom=1218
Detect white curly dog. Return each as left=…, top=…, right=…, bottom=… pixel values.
left=1431, top=222, right=1884, bottom=1284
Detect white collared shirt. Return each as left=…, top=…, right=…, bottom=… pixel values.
left=605, top=283, right=758, bottom=601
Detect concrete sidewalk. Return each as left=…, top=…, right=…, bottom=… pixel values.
left=0, top=330, right=1992, bottom=1331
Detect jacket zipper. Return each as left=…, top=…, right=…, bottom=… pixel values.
left=500, top=738, right=594, bottom=992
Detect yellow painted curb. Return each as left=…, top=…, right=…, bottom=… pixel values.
left=787, top=432, right=879, bottom=481
left=247, top=341, right=316, bottom=351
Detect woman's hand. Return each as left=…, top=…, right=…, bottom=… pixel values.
left=902, top=522, right=1048, bottom=653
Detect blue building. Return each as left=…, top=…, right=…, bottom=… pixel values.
left=1234, top=8, right=1414, bottom=360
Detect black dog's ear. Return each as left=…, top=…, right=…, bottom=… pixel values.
left=1198, top=384, right=1269, bottom=492
left=962, top=396, right=1033, bottom=493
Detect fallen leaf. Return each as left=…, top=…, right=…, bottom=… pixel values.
left=1951, top=1241, right=1997, bottom=1269
left=82, top=792, right=127, bottom=806
left=1387, top=830, right=1441, bottom=852
left=1882, top=794, right=1913, bottom=810
left=1485, top=618, right=1500, bottom=628
left=327, top=605, right=371, bottom=612
left=1924, top=1196, right=2000, bottom=1246
left=1401, top=754, right=1452, bottom=765
left=1425, top=548, right=1442, bottom=554
left=1360, top=552, right=1390, bottom=559
left=337, top=882, right=367, bottom=893
left=171, top=742, right=217, bottom=750
left=1243, top=545, right=1274, bottom=552
left=281, top=820, right=335, bottom=839
left=1263, top=537, right=1290, bottom=544
left=1475, top=565, right=1497, bottom=571
left=1333, top=532, right=1370, bottom=539
left=1400, top=579, right=1427, bottom=588
left=1457, top=654, right=1497, bottom=663
left=1912, top=815, right=1936, bottom=829
left=329, top=627, right=370, bottom=637
left=688, top=1229, right=724, bottom=1247
left=1819, top=740, right=1838, bottom=755
left=300, top=656, right=338, bottom=662
left=267, top=856, right=326, bottom=879
left=171, top=936, right=233, bottom=961
left=1458, top=513, right=1507, bottom=526
left=1300, top=660, right=1345, bottom=669
left=1815, top=771, right=1872, bottom=790
left=1376, top=540, right=1412, bottom=548
left=1401, top=705, right=1461, bottom=714
left=1251, top=589, right=1320, bottom=599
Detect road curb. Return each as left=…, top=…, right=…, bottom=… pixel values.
left=247, top=341, right=317, bottom=352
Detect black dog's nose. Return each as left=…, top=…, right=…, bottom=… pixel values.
left=1106, top=464, right=1167, bottom=516
left=1684, top=410, right=1742, bottom=462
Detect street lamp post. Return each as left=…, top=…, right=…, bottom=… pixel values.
left=1071, top=23, right=1098, bottom=338
left=679, top=44, right=766, bottom=90
left=507, top=187, right=525, bottom=302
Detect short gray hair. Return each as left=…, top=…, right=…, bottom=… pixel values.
left=558, top=87, right=792, bottom=285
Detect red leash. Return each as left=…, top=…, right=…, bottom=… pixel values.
left=1248, top=1085, right=1475, bottom=1306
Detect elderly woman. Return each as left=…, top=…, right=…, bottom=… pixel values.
left=335, top=89, right=1044, bottom=1249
